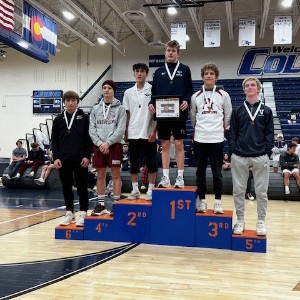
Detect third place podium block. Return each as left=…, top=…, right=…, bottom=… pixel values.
left=195, top=209, right=233, bottom=250
left=151, top=187, right=197, bottom=246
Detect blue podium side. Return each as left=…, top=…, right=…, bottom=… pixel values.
left=232, top=230, right=267, bottom=253
left=151, top=187, right=197, bottom=246
left=195, top=209, right=233, bottom=249
left=84, top=215, right=114, bottom=241
left=55, top=223, right=84, bottom=240
left=113, top=199, right=152, bottom=243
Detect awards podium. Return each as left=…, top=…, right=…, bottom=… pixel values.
left=55, top=186, right=267, bottom=253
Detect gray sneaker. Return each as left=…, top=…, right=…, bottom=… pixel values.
left=76, top=211, right=86, bottom=227
left=128, top=190, right=140, bottom=200
left=214, top=201, right=224, bottom=214
left=233, top=221, right=245, bottom=235
left=196, top=198, right=207, bottom=213
left=158, top=176, right=171, bottom=188
left=146, top=190, right=152, bottom=201
left=60, top=211, right=75, bottom=226
left=256, top=220, right=267, bottom=236
left=174, top=176, right=184, bottom=188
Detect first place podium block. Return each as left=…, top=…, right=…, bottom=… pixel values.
left=55, top=223, right=84, bottom=240
left=232, top=230, right=267, bottom=253
left=151, top=187, right=197, bottom=247
left=84, top=215, right=114, bottom=241
left=195, top=209, right=233, bottom=250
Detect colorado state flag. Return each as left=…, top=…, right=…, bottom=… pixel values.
left=22, top=1, right=57, bottom=55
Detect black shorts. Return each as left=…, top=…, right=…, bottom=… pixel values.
left=128, top=139, right=158, bottom=174
left=157, top=120, right=186, bottom=140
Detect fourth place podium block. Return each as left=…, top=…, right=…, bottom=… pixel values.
left=55, top=187, right=267, bottom=253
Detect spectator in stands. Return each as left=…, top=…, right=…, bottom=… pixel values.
left=13, top=142, right=44, bottom=179
left=35, top=130, right=50, bottom=150
left=149, top=40, right=193, bottom=188
left=222, top=152, right=231, bottom=170
left=290, top=137, right=300, bottom=157
left=190, top=62, right=232, bottom=214
left=228, top=77, right=274, bottom=236
left=34, top=149, right=56, bottom=185
left=2, top=140, right=27, bottom=180
left=123, top=63, right=157, bottom=201
left=288, top=113, right=297, bottom=124
left=280, top=142, right=300, bottom=195
left=121, top=143, right=130, bottom=171
left=245, top=167, right=255, bottom=200
left=52, top=90, right=92, bottom=227
left=271, top=133, right=286, bottom=173
left=89, top=80, right=126, bottom=215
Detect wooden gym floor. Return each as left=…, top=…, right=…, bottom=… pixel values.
left=0, top=183, right=300, bottom=300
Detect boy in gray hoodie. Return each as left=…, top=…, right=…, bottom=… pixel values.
left=89, top=80, right=126, bottom=215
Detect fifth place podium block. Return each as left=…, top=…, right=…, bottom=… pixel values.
left=55, top=187, right=267, bottom=253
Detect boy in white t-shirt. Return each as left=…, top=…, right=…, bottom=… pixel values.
left=123, top=63, right=157, bottom=200
left=190, top=63, right=232, bottom=214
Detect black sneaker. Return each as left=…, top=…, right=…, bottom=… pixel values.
left=91, top=203, right=109, bottom=216
left=109, top=211, right=114, bottom=217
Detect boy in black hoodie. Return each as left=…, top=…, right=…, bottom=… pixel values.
left=52, top=91, right=92, bottom=227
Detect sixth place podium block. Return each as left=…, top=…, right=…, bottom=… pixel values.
left=55, top=187, right=267, bottom=253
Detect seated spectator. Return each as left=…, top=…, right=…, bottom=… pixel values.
left=12, top=142, right=44, bottom=179
left=245, top=167, right=255, bottom=200
left=288, top=113, right=297, bottom=124
left=222, top=152, right=231, bottom=170
left=34, top=149, right=57, bottom=185
left=2, top=140, right=27, bottom=179
left=122, top=143, right=130, bottom=171
left=280, top=142, right=300, bottom=195
left=140, top=165, right=148, bottom=193
left=271, top=133, right=286, bottom=173
left=290, top=137, right=300, bottom=157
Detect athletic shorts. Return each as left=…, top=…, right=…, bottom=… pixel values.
left=93, top=143, right=122, bottom=168
left=282, top=168, right=299, bottom=175
left=157, top=120, right=186, bottom=140
left=128, top=139, right=158, bottom=174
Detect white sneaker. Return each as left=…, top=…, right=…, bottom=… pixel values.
left=214, top=201, right=224, bottom=214
left=174, top=176, right=184, bottom=188
left=158, top=176, right=171, bottom=188
left=2, top=174, right=10, bottom=180
left=256, top=220, right=267, bottom=236
left=285, top=186, right=290, bottom=195
left=76, top=211, right=87, bottom=227
left=146, top=190, right=152, bottom=201
left=12, top=173, right=20, bottom=179
left=60, top=211, right=75, bottom=226
left=196, top=198, right=207, bottom=213
left=128, top=190, right=140, bottom=200
left=233, top=221, right=245, bottom=235
left=34, top=178, right=45, bottom=185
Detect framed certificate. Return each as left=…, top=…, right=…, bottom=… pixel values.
left=153, top=95, right=182, bottom=121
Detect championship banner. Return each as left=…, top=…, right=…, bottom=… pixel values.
left=22, top=0, right=57, bottom=55
left=171, top=22, right=186, bottom=49
left=204, top=20, right=220, bottom=48
left=238, top=19, right=255, bottom=47
left=274, top=16, right=292, bottom=45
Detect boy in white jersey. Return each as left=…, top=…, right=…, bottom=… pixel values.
left=190, top=63, right=232, bottom=214
left=123, top=63, right=157, bottom=200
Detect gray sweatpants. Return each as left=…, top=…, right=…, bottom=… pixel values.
left=231, top=154, right=270, bottom=221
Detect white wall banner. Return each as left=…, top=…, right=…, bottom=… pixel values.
left=274, top=16, right=292, bottom=45
left=238, top=19, right=255, bottom=47
left=171, top=22, right=187, bottom=49
left=204, top=20, right=221, bottom=48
